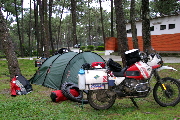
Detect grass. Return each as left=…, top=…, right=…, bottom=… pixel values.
left=92, top=51, right=105, bottom=56
left=0, top=59, right=180, bottom=120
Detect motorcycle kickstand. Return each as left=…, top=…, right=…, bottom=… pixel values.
left=130, top=98, right=139, bottom=109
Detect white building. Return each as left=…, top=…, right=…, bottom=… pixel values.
left=126, top=15, right=180, bottom=37
left=105, top=14, right=180, bottom=55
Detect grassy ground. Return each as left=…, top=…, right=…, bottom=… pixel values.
left=0, top=59, right=180, bottom=120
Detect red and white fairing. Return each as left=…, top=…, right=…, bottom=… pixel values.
left=125, top=61, right=152, bottom=80
left=135, top=61, right=152, bottom=79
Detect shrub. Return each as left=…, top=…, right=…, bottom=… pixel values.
left=0, top=51, right=5, bottom=58
left=96, top=46, right=105, bottom=51
left=80, top=46, right=86, bottom=51
left=0, top=55, right=6, bottom=58
left=32, top=50, right=37, bottom=56
left=83, top=49, right=91, bottom=52
left=87, top=45, right=94, bottom=51
left=49, top=50, right=53, bottom=55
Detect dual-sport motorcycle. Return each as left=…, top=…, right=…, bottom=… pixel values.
left=78, top=49, right=180, bottom=110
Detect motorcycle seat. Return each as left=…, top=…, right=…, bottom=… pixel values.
left=112, top=67, right=127, bottom=77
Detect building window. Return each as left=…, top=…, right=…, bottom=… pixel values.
left=150, top=26, right=154, bottom=31
left=160, top=25, right=166, bottom=30
left=169, top=24, right=175, bottom=29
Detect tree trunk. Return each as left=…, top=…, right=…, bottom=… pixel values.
left=88, top=0, right=91, bottom=45
left=142, top=0, right=151, bottom=52
left=39, top=0, right=45, bottom=57
left=71, top=0, right=77, bottom=46
left=49, top=0, right=54, bottom=54
left=130, top=0, right=139, bottom=49
left=99, top=0, right=106, bottom=45
left=0, top=10, right=21, bottom=79
left=21, top=0, right=25, bottom=56
left=40, top=0, right=44, bottom=56
left=111, top=0, right=114, bottom=37
left=43, top=0, right=50, bottom=58
left=114, top=0, right=129, bottom=66
left=57, top=0, right=65, bottom=49
left=34, top=0, right=40, bottom=57
left=29, top=0, right=32, bottom=57
left=14, top=0, right=24, bottom=57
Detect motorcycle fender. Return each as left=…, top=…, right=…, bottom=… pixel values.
left=157, top=66, right=177, bottom=71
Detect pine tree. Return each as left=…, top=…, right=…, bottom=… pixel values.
left=0, top=9, right=21, bottom=79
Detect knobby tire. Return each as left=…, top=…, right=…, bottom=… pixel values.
left=87, top=89, right=116, bottom=110
left=153, top=77, right=180, bottom=107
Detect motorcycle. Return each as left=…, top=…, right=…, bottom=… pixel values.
left=79, top=49, right=180, bottom=110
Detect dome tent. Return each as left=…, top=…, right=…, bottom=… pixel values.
left=30, top=52, right=105, bottom=90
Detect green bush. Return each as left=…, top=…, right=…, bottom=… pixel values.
left=32, top=50, right=37, bottom=56
left=0, top=55, right=6, bottom=58
left=87, top=45, right=94, bottom=51
left=96, top=46, right=105, bottom=51
left=49, top=50, right=53, bottom=55
left=159, top=53, right=180, bottom=57
left=83, top=49, right=91, bottom=52
left=80, top=46, right=86, bottom=51
left=0, top=51, right=5, bottom=58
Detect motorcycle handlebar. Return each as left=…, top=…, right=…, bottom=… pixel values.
left=139, top=51, right=149, bottom=63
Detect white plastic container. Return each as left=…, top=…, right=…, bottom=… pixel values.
left=78, top=69, right=86, bottom=90
left=84, top=69, right=108, bottom=90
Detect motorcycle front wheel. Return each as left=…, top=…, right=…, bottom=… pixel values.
left=153, top=77, right=180, bottom=107
left=87, top=89, right=116, bottom=110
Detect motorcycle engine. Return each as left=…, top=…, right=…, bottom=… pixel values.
left=123, top=78, right=150, bottom=93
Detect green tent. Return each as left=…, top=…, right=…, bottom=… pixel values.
left=30, top=52, right=105, bottom=90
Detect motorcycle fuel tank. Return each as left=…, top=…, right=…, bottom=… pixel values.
left=125, top=61, right=152, bottom=80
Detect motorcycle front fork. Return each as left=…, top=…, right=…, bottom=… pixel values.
left=154, top=70, right=167, bottom=90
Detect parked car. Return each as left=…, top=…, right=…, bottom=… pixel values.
left=74, top=44, right=81, bottom=48
left=54, top=48, right=69, bottom=55
left=35, top=57, right=47, bottom=67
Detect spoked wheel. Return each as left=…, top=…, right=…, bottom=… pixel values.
left=87, top=89, right=116, bottom=110
left=153, top=77, right=180, bottom=107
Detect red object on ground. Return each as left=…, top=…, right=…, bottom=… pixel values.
left=51, top=89, right=80, bottom=102
left=10, top=77, right=21, bottom=96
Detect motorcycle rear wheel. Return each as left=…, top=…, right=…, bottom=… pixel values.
left=87, top=89, right=116, bottom=110
left=153, top=77, right=180, bottom=107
